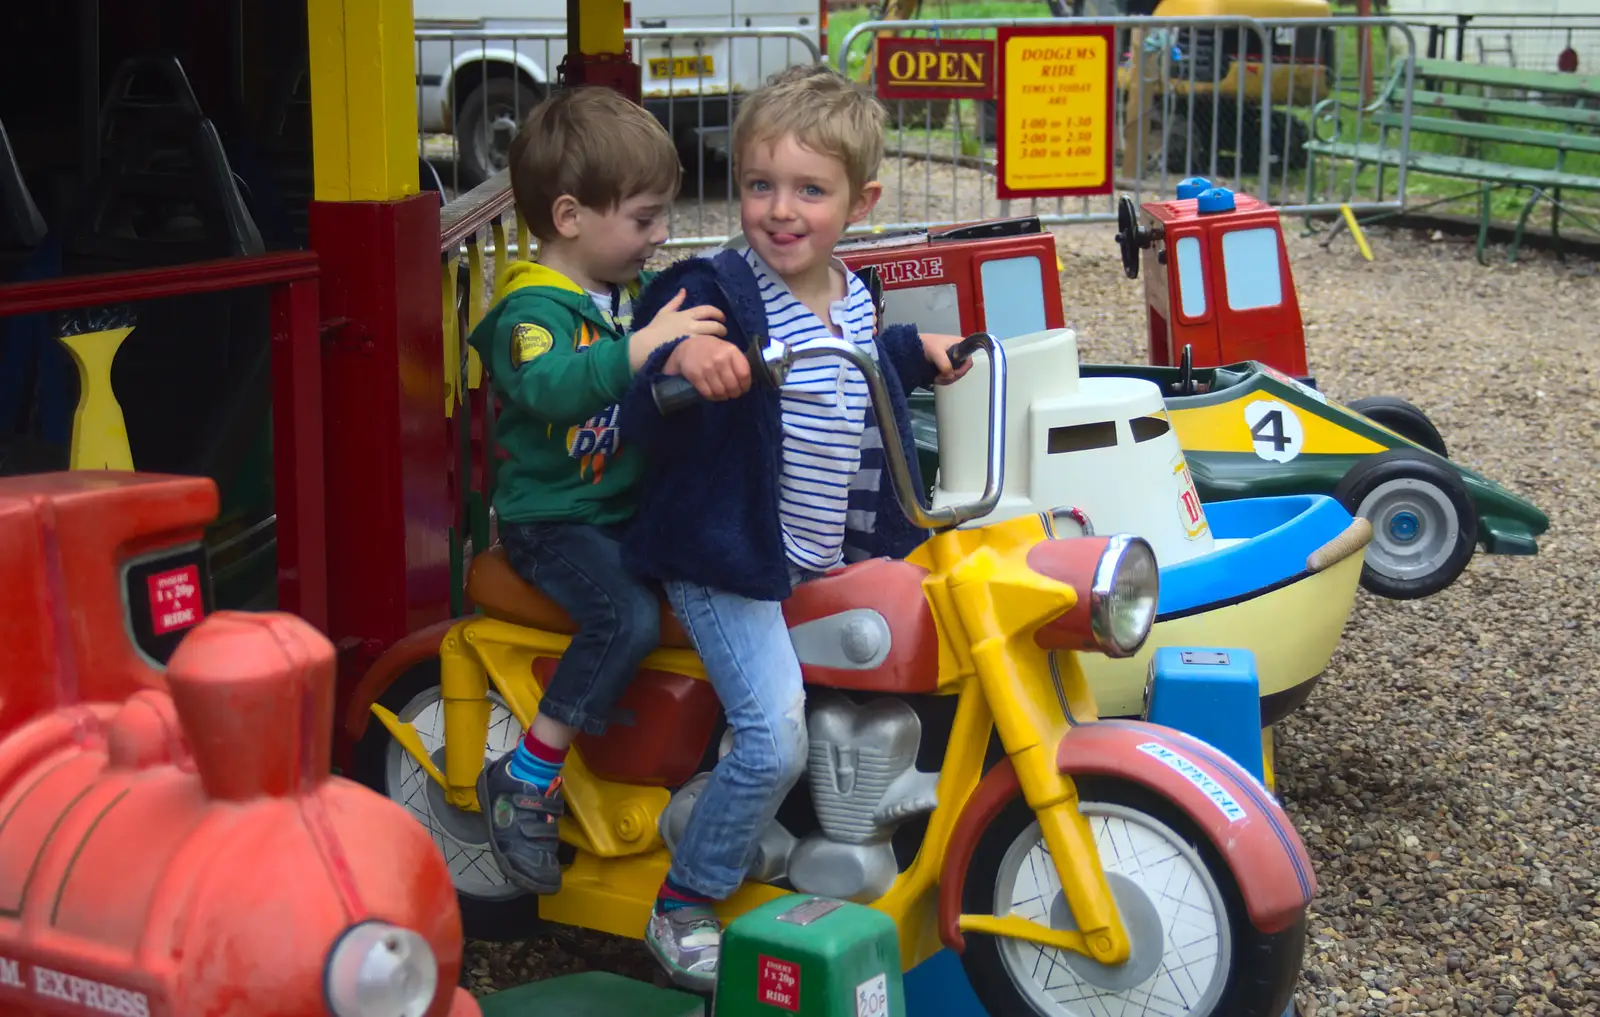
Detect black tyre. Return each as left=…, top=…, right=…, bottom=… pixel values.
left=454, top=77, right=541, bottom=189
left=350, top=660, right=547, bottom=942
left=960, top=777, right=1305, bottom=1017
left=1333, top=448, right=1478, bottom=600
left=1347, top=395, right=1449, bottom=459
left=1164, top=100, right=1310, bottom=176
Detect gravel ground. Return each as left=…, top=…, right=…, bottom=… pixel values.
left=458, top=158, right=1600, bottom=1015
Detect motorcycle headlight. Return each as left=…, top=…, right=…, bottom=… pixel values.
left=1029, top=533, right=1160, bottom=658
left=1088, top=534, right=1159, bottom=658
left=324, top=921, right=438, bottom=1017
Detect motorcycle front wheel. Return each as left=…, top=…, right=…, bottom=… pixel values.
left=959, top=776, right=1306, bottom=1017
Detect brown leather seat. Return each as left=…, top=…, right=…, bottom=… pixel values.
left=465, top=547, right=694, bottom=649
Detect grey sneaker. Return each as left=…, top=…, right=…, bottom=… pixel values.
left=476, top=754, right=563, bottom=894
left=645, top=904, right=722, bottom=993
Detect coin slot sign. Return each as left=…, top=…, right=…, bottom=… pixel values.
left=147, top=565, right=203, bottom=637
left=855, top=972, right=889, bottom=1017
left=758, top=955, right=800, bottom=1012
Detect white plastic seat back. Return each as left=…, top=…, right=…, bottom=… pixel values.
left=932, top=328, right=1216, bottom=565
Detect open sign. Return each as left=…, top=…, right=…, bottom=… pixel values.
left=875, top=38, right=995, bottom=101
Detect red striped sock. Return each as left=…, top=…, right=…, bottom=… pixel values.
left=656, top=875, right=713, bottom=913
left=522, top=730, right=568, bottom=764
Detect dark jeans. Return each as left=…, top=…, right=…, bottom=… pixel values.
left=500, top=521, right=660, bottom=736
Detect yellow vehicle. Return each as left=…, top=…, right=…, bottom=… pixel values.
left=1115, top=0, right=1335, bottom=174
left=348, top=332, right=1318, bottom=1017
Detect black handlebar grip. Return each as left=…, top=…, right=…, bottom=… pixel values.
left=945, top=335, right=987, bottom=370
left=651, top=374, right=704, bottom=414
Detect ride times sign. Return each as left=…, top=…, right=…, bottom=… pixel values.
left=994, top=26, right=1116, bottom=199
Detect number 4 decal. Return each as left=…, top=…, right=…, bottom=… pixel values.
left=1243, top=399, right=1304, bottom=463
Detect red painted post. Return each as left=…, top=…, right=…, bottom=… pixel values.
left=310, top=193, right=452, bottom=682
left=269, top=275, right=329, bottom=634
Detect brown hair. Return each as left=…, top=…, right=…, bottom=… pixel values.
left=731, top=64, right=887, bottom=197
left=508, top=86, right=681, bottom=239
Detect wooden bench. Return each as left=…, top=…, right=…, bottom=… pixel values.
left=1306, top=58, right=1600, bottom=262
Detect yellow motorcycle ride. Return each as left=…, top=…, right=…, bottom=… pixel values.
left=347, top=331, right=1316, bottom=1017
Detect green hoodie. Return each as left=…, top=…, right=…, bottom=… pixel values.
left=467, top=261, right=656, bottom=526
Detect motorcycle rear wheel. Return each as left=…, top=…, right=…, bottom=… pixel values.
left=959, top=776, right=1305, bottom=1017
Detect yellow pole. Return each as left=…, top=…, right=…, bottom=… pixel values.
left=306, top=0, right=421, bottom=202
left=1340, top=204, right=1375, bottom=261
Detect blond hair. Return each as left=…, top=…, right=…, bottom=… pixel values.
left=731, top=64, right=887, bottom=197
left=508, top=86, right=681, bottom=240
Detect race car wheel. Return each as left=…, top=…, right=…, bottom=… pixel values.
left=1347, top=395, right=1449, bottom=459
left=351, top=660, right=547, bottom=943
left=1333, top=448, right=1478, bottom=600
left=960, top=778, right=1305, bottom=1017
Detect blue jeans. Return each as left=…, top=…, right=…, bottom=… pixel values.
left=500, top=522, right=660, bottom=736
left=662, top=578, right=809, bottom=899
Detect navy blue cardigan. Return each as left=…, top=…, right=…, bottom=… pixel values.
left=618, top=249, right=936, bottom=601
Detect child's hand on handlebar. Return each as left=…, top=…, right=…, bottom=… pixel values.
left=628, top=289, right=727, bottom=370
left=663, top=335, right=752, bottom=402
left=920, top=332, right=974, bottom=386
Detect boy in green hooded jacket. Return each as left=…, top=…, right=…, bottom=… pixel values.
left=465, top=85, right=750, bottom=896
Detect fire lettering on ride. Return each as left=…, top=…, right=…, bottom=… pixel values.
left=875, top=256, right=946, bottom=286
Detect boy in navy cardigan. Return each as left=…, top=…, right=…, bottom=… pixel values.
left=616, top=65, right=968, bottom=990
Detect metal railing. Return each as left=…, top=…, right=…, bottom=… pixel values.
left=418, top=16, right=1426, bottom=248
left=0, top=252, right=327, bottom=629
left=416, top=25, right=819, bottom=247
left=1387, top=9, right=1600, bottom=77
left=832, top=14, right=1419, bottom=233
left=436, top=172, right=527, bottom=611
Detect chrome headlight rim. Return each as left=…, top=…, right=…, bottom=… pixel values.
left=1088, top=534, right=1159, bottom=658
left=323, top=919, right=439, bottom=1017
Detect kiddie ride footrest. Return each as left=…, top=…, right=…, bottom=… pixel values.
left=477, top=897, right=904, bottom=1017
left=476, top=971, right=705, bottom=1017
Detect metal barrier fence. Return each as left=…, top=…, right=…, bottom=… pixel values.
left=418, top=16, right=1420, bottom=246
left=1388, top=9, right=1600, bottom=77
left=833, top=15, right=1419, bottom=233
left=415, top=25, right=819, bottom=247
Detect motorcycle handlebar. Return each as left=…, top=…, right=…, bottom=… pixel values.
left=649, top=332, right=1006, bottom=533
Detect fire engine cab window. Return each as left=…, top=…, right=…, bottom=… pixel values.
left=1221, top=228, right=1284, bottom=311
left=1174, top=236, right=1206, bottom=318
left=979, top=257, right=1047, bottom=340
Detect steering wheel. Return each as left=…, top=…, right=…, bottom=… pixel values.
left=1177, top=344, right=1196, bottom=397
left=1114, top=195, right=1151, bottom=280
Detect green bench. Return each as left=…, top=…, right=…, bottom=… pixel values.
left=1306, top=58, right=1600, bottom=262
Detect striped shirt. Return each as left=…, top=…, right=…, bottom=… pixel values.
left=584, top=286, right=635, bottom=334
left=744, top=247, right=880, bottom=573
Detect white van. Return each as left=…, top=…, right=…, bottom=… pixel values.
left=415, top=0, right=826, bottom=186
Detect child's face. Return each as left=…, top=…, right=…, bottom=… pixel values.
left=564, top=189, right=673, bottom=287
left=738, top=133, right=881, bottom=284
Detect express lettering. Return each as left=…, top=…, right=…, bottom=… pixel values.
left=876, top=256, right=945, bottom=285
left=0, top=954, right=152, bottom=1017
